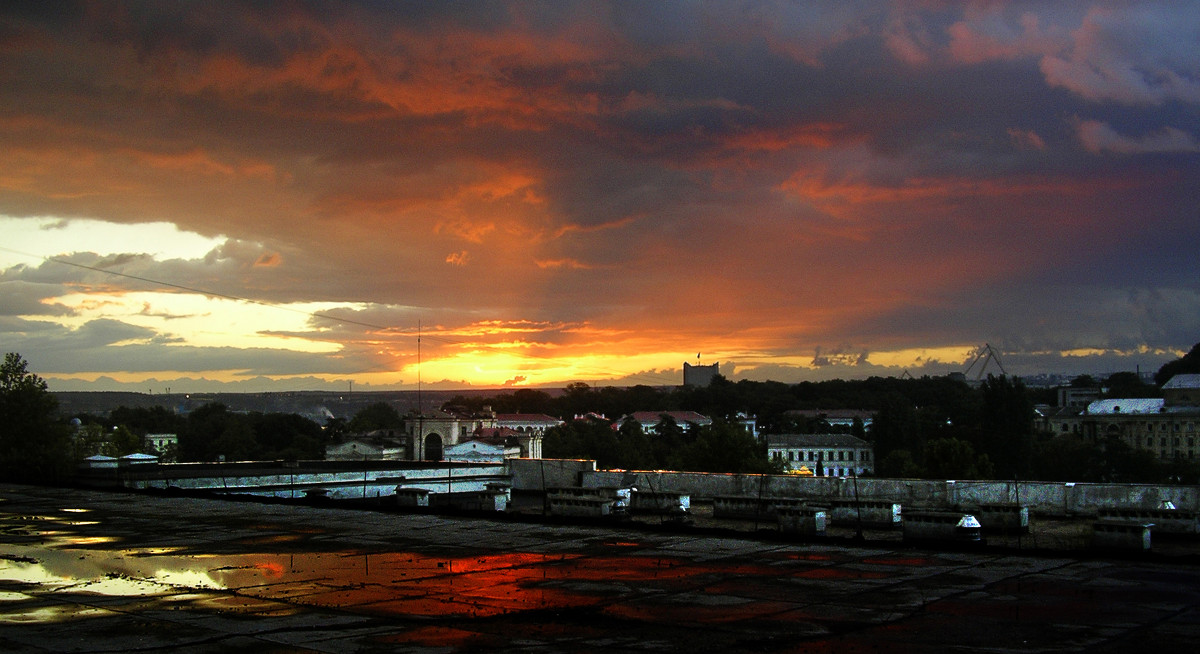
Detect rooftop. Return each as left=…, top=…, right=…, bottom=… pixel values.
left=1164, top=374, right=1200, bottom=390
left=1086, top=398, right=1165, bottom=415
left=623, top=411, right=713, bottom=426
left=494, top=413, right=562, bottom=424
left=767, top=433, right=873, bottom=448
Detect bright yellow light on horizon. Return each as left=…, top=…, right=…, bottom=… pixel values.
left=408, top=345, right=684, bottom=387
left=865, top=345, right=975, bottom=369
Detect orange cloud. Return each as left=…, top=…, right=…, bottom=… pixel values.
left=535, top=258, right=591, bottom=270
left=721, top=122, right=850, bottom=153
left=253, top=252, right=282, bottom=267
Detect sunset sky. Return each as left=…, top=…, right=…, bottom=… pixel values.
left=2, top=2, right=1198, bottom=392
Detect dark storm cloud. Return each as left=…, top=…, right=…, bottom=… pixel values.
left=1, top=1, right=1197, bottom=388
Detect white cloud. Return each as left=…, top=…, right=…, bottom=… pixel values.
left=1077, top=120, right=1200, bottom=154
left=1040, top=5, right=1200, bottom=105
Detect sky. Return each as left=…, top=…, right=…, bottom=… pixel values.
left=2, top=1, right=1198, bottom=393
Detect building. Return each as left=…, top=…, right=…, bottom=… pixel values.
left=1035, top=404, right=1085, bottom=436
left=734, top=412, right=759, bottom=439
left=325, top=430, right=407, bottom=461
left=145, top=433, right=178, bottom=458
left=405, top=407, right=496, bottom=461
left=1057, top=386, right=1101, bottom=408
left=493, top=413, right=560, bottom=459
left=404, top=407, right=548, bottom=461
left=443, top=432, right=522, bottom=462
left=767, top=433, right=874, bottom=477
left=784, top=409, right=874, bottom=430
left=683, top=361, right=719, bottom=387
left=616, top=411, right=713, bottom=435
left=1164, top=374, right=1200, bottom=404
left=1038, top=374, right=1200, bottom=462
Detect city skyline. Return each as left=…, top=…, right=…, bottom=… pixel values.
left=2, top=2, right=1197, bottom=393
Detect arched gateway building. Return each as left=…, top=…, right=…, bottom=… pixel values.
left=405, top=407, right=556, bottom=462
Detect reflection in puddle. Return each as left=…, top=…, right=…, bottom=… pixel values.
left=0, top=506, right=912, bottom=631
left=1, top=545, right=227, bottom=595
left=2, top=538, right=772, bottom=622
left=0, top=604, right=112, bottom=625
left=0, top=591, right=33, bottom=602
left=56, top=535, right=119, bottom=547
left=125, top=546, right=187, bottom=556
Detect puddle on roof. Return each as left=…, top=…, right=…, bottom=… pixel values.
left=0, top=532, right=851, bottom=625
left=0, top=506, right=911, bottom=628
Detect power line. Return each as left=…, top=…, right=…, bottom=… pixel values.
left=1, top=245, right=683, bottom=388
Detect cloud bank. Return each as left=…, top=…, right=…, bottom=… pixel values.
left=1, top=2, right=1196, bottom=391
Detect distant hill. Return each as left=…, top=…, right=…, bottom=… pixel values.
left=52, top=388, right=537, bottom=420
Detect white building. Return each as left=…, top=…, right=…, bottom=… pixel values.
left=145, top=433, right=178, bottom=456
left=1037, top=375, right=1200, bottom=461
left=325, top=431, right=407, bottom=461
left=784, top=409, right=874, bottom=430
left=404, top=407, right=548, bottom=461
left=767, top=433, right=874, bottom=477
left=443, top=436, right=521, bottom=463
left=616, top=411, right=713, bottom=435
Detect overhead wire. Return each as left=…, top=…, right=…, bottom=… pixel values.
left=0, top=245, right=682, bottom=389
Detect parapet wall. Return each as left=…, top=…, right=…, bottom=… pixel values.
left=508, top=458, right=597, bottom=491
left=543, top=469, right=1200, bottom=516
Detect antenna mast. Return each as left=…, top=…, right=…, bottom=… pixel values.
left=417, top=320, right=422, bottom=416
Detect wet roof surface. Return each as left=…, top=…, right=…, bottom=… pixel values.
left=3, top=484, right=1200, bottom=653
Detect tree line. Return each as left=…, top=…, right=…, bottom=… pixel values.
left=3, top=343, right=1200, bottom=483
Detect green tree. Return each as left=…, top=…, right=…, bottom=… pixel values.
left=1102, top=371, right=1157, bottom=399
left=347, top=402, right=403, bottom=433
left=678, top=421, right=770, bottom=473
left=1028, top=435, right=1105, bottom=481
left=1071, top=374, right=1098, bottom=388
left=1155, top=342, right=1200, bottom=386
left=977, top=375, right=1035, bottom=478
left=70, top=423, right=110, bottom=461
left=877, top=449, right=923, bottom=478
left=212, top=420, right=258, bottom=462
left=323, top=415, right=348, bottom=440
left=252, top=412, right=325, bottom=460
left=105, top=425, right=145, bottom=457
left=923, top=438, right=993, bottom=480
left=613, top=418, right=655, bottom=470
left=869, top=392, right=923, bottom=461
left=109, top=405, right=185, bottom=436
left=0, top=353, right=72, bottom=481
left=180, top=403, right=235, bottom=461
